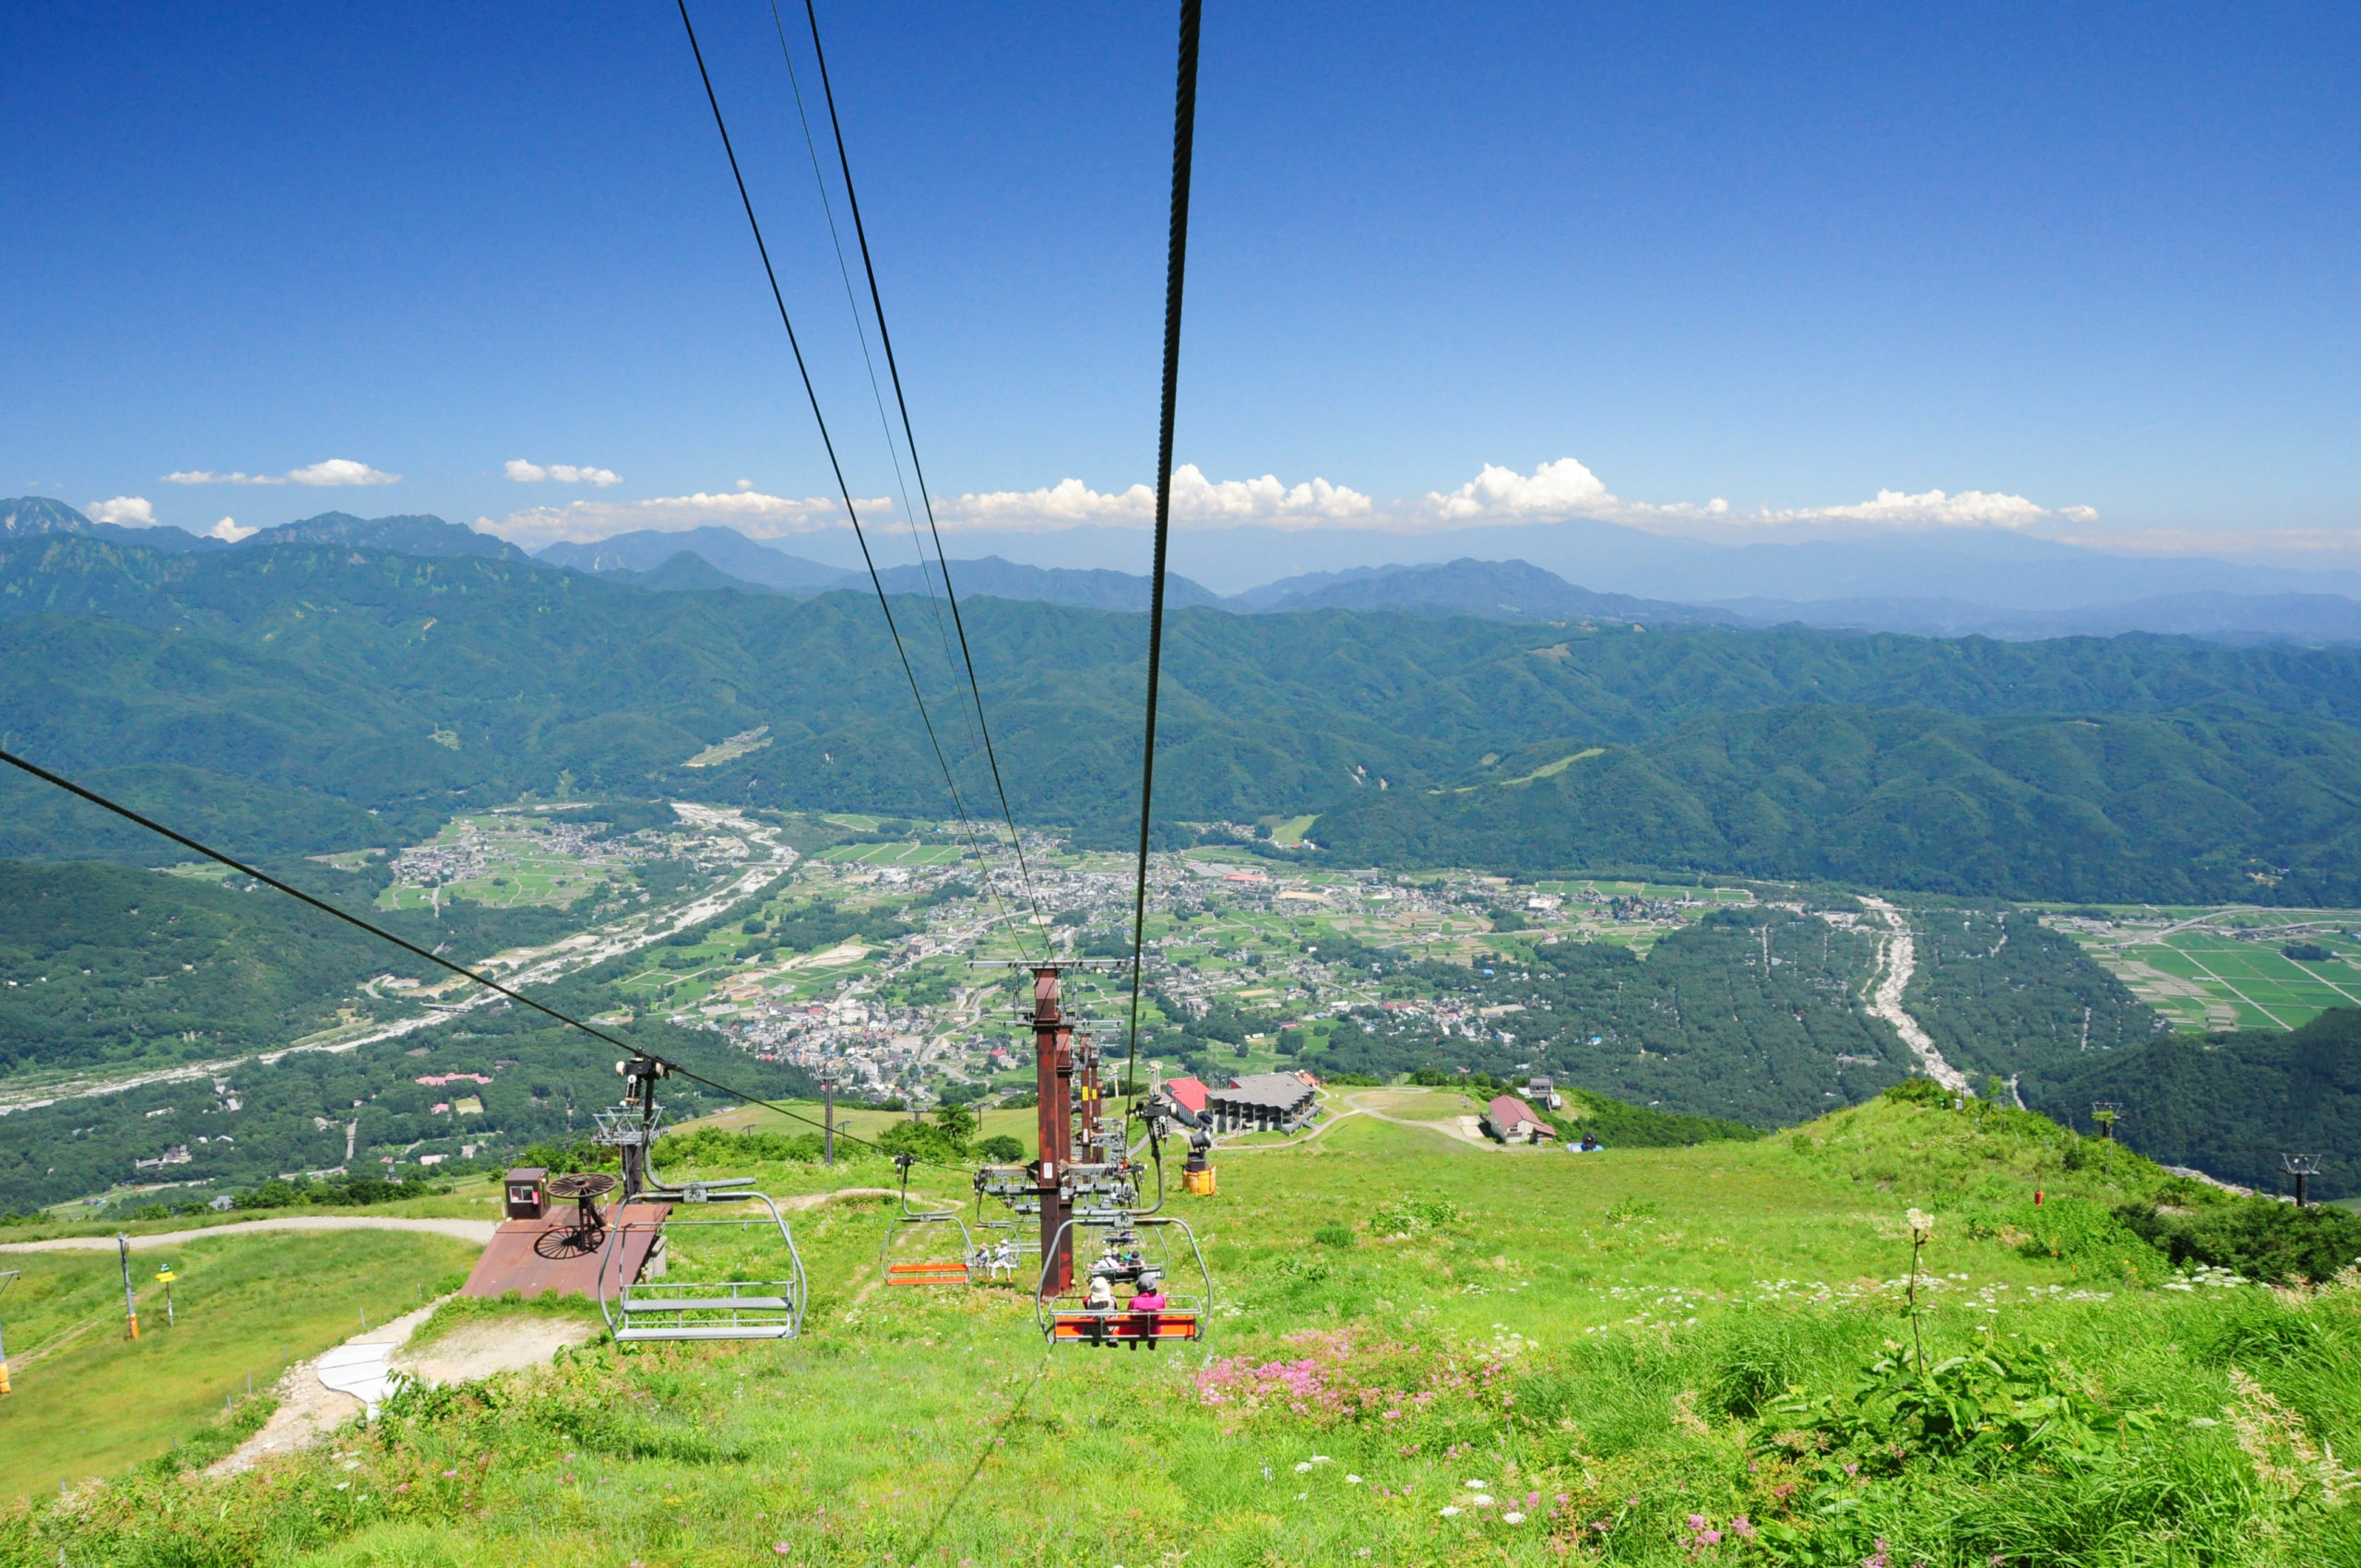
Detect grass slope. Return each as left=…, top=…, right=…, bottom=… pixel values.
left=0, top=1229, right=475, bottom=1502
left=16, top=1092, right=2360, bottom=1565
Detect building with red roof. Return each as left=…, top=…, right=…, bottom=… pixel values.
left=1483, top=1094, right=1556, bottom=1145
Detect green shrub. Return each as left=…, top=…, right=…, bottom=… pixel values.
left=1970, top=1196, right=2160, bottom=1279
left=2118, top=1197, right=2361, bottom=1286
left=1369, top=1195, right=1461, bottom=1236
left=1311, top=1221, right=1354, bottom=1248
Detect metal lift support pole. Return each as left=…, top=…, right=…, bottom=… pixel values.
left=1032, top=966, right=1076, bottom=1293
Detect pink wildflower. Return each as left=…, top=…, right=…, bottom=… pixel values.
left=1730, top=1516, right=1757, bottom=1539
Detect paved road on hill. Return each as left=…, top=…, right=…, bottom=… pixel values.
left=0, top=1215, right=501, bottom=1253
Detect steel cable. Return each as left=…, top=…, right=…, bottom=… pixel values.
left=1121, top=0, right=1204, bottom=1110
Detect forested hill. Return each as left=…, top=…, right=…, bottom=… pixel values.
left=5, top=531, right=2361, bottom=901
left=2024, top=1008, right=2361, bottom=1201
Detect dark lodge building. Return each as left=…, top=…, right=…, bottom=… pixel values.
left=1204, top=1070, right=1320, bottom=1134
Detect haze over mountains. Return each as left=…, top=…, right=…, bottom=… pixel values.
left=11, top=497, right=2355, bottom=644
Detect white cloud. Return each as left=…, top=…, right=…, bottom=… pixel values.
left=939, top=465, right=1373, bottom=534
left=207, top=517, right=256, bottom=542
left=477, top=457, right=2106, bottom=552
left=164, top=458, right=400, bottom=487
left=1426, top=457, right=1619, bottom=521
left=480, top=489, right=885, bottom=548
left=1418, top=458, right=2094, bottom=538
left=505, top=459, right=622, bottom=487
left=85, top=496, right=157, bottom=527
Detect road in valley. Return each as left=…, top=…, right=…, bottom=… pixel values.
left=0, top=805, right=798, bottom=1117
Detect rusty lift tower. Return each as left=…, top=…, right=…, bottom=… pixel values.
left=1029, top=964, right=1078, bottom=1292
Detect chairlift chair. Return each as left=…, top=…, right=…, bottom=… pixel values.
left=590, top=1058, right=808, bottom=1343
left=1036, top=1213, right=1211, bottom=1348
left=879, top=1153, right=977, bottom=1287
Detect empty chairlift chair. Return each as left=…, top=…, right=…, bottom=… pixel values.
left=880, top=1153, right=977, bottom=1287
left=591, top=1057, right=807, bottom=1343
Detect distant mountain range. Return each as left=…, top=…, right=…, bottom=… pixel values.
left=1229, top=558, right=1742, bottom=624
left=9, top=511, right=2361, bottom=904
left=6, top=499, right=2357, bottom=646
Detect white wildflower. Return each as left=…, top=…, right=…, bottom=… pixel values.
left=1439, top=1505, right=1462, bottom=1517
left=1503, top=1511, right=1526, bottom=1525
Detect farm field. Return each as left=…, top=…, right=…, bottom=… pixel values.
left=2051, top=906, right=2361, bottom=1031
left=17, top=1094, right=2358, bottom=1565
left=0, top=1229, right=476, bottom=1502
left=373, top=811, right=633, bottom=912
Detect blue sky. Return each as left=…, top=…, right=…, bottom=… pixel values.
left=4, top=2, right=2355, bottom=563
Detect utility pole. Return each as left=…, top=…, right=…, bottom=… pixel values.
left=2090, top=1102, right=2121, bottom=1142
left=823, top=1075, right=836, bottom=1168
left=2282, top=1153, right=2322, bottom=1208
left=118, top=1234, right=138, bottom=1340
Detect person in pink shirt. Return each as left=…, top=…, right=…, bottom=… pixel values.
left=1125, top=1271, right=1168, bottom=1348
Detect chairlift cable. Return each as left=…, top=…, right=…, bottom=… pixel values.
left=0, top=747, right=973, bottom=1175
left=795, top=0, right=1055, bottom=944
left=760, top=0, right=1021, bottom=945
left=1121, top=0, right=1204, bottom=1109
left=674, top=0, right=1022, bottom=956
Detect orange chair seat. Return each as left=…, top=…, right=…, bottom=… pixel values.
left=1050, top=1310, right=1201, bottom=1345
left=886, top=1260, right=970, bottom=1286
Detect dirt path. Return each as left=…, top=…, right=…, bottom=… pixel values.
left=1857, top=897, right=1970, bottom=1094
left=208, top=1296, right=600, bottom=1476
left=0, top=1215, right=498, bottom=1254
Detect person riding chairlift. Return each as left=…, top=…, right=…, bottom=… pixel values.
left=1125, top=1271, right=1168, bottom=1350
left=1576, top=1133, right=1603, bottom=1153
left=1085, top=1273, right=1118, bottom=1313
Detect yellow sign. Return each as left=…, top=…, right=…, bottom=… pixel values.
left=154, top=1267, right=177, bottom=1284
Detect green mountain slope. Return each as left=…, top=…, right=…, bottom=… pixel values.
left=0, top=860, right=401, bottom=1075
left=1311, top=706, right=2361, bottom=902
left=6, top=529, right=2361, bottom=899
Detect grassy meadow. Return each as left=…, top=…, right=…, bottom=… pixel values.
left=0, top=1229, right=477, bottom=1502
left=8, top=1090, right=2360, bottom=1564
